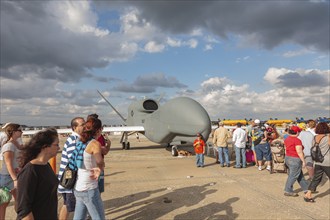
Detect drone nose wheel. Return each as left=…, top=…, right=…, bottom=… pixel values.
left=122, top=142, right=130, bottom=150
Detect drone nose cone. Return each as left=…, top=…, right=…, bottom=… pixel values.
left=162, top=97, right=211, bottom=138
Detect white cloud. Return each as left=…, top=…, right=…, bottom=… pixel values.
left=167, top=37, right=181, bottom=47
left=264, top=67, right=329, bottom=88
left=48, top=1, right=101, bottom=34
left=185, top=39, right=198, bottom=48
left=235, top=56, right=250, bottom=63
left=190, top=28, right=203, bottom=36
left=194, top=68, right=329, bottom=121
left=204, top=35, right=220, bottom=44
left=204, top=44, right=213, bottom=51
left=120, top=8, right=158, bottom=41
left=282, top=49, right=313, bottom=58
left=144, top=41, right=165, bottom=53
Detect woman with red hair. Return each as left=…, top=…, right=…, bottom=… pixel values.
left=73, top=117, right=105, bottom=220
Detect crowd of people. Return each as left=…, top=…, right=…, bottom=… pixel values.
left=0, top=117, right=329, bottom=218
left=0, top=114, right=110, bottom=220
left=211, top=118, right=330, bottom=203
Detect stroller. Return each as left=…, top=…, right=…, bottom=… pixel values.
left=270, top=139, right=287, bottom=173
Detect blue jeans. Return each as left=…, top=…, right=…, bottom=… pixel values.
left=0, top=174, right=14, bottom=190
left=217, top=146, right=230, bottom=166
left=234, top=146, right=246, bottom=167
left=196, top=154, right=204, bottom=167
left=284, top=156, right=309, bottom=193
left=73, top=188, right=105, bottom=220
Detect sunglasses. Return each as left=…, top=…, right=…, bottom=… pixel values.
left=15, top=129, right=22, bottom=132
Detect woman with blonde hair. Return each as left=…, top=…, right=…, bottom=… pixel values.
left=0, top=123, right=22, bottom=219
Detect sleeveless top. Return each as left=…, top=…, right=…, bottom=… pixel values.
left=313, top=135, right=330, bottom=167
left=75, top=150, right=98, bottom=191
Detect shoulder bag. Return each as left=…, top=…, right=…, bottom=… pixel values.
left=59, top=139, right=90, bottom=189
left=311, top=135, right=330, bottom=163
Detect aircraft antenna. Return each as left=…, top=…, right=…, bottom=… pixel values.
left=97, top=90, right=126, bottom=122
left=158, top=92, right=165, bottom=102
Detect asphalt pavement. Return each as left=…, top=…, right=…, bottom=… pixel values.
left=6, top=136, right=330, bottom=219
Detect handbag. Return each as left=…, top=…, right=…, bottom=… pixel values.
left=59, top=165, right=77, bottom=189
left=59, top=140, right=89, bottom=189
left=0, top=179, right=13, bottom=205
left=311, top=135, right=329, bottom=163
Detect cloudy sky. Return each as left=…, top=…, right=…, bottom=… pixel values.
left=1, top=0, right=329, bottom=126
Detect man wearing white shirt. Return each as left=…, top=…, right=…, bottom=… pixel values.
left=232, top=123, right=247, bottom=168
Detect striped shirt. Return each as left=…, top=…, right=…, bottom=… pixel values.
left=57, top=132, right=79, bottom=193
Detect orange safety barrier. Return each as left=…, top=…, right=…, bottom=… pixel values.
left=49, top=156, right=56, bottom=173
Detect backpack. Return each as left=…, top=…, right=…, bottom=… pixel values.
left=311, top=135, right=329, bottom=163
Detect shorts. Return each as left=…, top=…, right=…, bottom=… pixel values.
left=255, top=143, right=272, bottom=161
left=98, top=171, right=104, bottom=193
left=0, top=174, right=14, bottom=190
left=62, top=193, right=76, bottom=212
left=304, top=156, right=314, bottom=168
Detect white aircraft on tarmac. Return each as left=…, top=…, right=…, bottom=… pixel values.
left=19, top=91, right=212, bottom=155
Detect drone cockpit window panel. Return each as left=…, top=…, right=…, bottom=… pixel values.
left=143, top=100, right=158, bottom=111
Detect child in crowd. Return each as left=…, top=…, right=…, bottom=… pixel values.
left=193, top=133, right=205, bottom=167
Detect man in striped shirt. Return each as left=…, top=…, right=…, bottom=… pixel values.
left=58, top=117, right=85, bottom=220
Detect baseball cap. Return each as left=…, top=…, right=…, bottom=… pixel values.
left=290, top=125, right=302, bottom=134
left=254, top=119, right=260, bottom=124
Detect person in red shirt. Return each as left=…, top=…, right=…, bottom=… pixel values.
left=283, top=125, right=309, bottom=197
left=193, top=133, right=205, bottom=168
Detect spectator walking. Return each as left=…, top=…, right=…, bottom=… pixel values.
left=87, top=114, right=111, bottom=195
left=73, top=117, right=105, bottom=220
left=16, top=128, right=59, bottom=220
left=304, top=122, right=330, bottom=203
left=283, top=126, right=309, bottom=197
left=213, top=121, right=231, bottom=167
left=58, top=117, right=85, bottom=220
left=298, top=123, right=315, bottom=179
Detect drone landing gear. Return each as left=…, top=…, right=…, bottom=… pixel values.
left=171, top=145, right=178, bottom=156
left=122, top=142, right=130, bottom=150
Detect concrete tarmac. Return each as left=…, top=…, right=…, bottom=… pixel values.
left=6, top=136, right=330, bottom=219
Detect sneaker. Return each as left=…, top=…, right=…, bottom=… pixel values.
left=226, top=164, right=230, bottom=167
left=284, top=192, right=298, bottom=197
left=258, top=166, right=262, bottom=171
left=220, top=164, right=224, bottom=167
left=266, top=166, right=271, bottom=171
